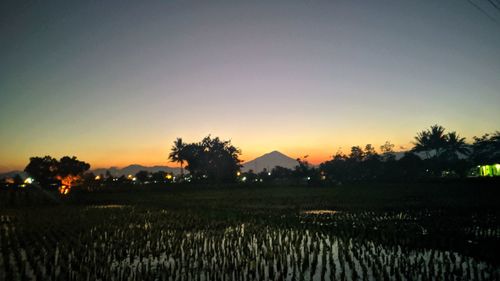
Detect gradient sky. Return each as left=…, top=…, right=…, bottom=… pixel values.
left=1, top=0, right=499, bottom=172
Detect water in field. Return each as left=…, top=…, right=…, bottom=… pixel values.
left=0, top=210, right=499, bottom=281
left=87, top=204, right=128, bottom=209
left=301, top=209, right=340, bottom=215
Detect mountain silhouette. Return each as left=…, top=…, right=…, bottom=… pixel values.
left=92, top=165, right=180, bottom=177
left=242, top=151, right=298, bottom=172
left=0, top=170, right=27, bottom=179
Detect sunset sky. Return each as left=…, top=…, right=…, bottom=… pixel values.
left=1, top=0, right=499, bottom=172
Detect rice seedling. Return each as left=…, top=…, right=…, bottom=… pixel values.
left=1, top=207, right=499, bottom=281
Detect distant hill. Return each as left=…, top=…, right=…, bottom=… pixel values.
left=92, top=165, right=181, bottom=177
left=242, top=151, right=298, bottom=172
left=0, top=165, right=180, bottom=179
left=0, top=170, right=27, bottom=179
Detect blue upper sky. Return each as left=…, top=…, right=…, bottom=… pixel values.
left=1, top=0, right=499, bottom=171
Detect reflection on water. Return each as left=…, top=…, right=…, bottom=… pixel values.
left=88, top=205, right=127, bottom=209
left=302, top=210, right=339, bottom=215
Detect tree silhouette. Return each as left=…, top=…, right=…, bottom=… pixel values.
left=169, top=138, right=186, bottom=177
left=135, top=170, right=150, bottom=183
left=398, top=152, right=424, bottom=180
left=151, top=171, right=167, bottom=183
left=56, top=156, right=90, bottom=189
left=24, top=156, right=58, bottom=188
left=380, top=141, right=396, bottom=162
left=349, top=146, right=365, bottom=162
left=172, top=135, right=242, bottom=183
left=470, top=131, right=500, bottom=165
left=25, top=156, right=89, bottom=190
left=362, top=144, right=382, bottom=180
left=412, top=125, right=447, bottom=158
left=442, top=132, right=470, bottom=161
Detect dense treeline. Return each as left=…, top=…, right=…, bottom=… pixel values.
left=169, top=125, right=499, bottom=185
left=242, top=125, right=496, bottom=185
left=1, top=125, right=499, bottom=191
left=316, top=125, right=499, bottom=184
left=168, top=135, right=241, bottom=183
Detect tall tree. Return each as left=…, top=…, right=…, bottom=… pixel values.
left=380, top=141, right=396, bottom=162
left=442, top=132, right=470, bottom=160
left=349, top=146, right=365, bottom=162
left=412, top=125, right=447, bottom=158
left=174, top=135, right=242, bottom=183
left=169, top=138, right=186, bottom=177
left=470, top=131, right=500, bottom=165
left=25, top=156, right=90, bottom=190
left=24, top=156, right=59, bottom=188
left=55, top=156, right=90, bottom=189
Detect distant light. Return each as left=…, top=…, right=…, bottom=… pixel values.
left=268, top=172, right=271, bottom=176
left=127, top=174, right=133, bottom=179
left=236, top=171, right=241, bottom=176
left=242, top=176, right=247, bottom=182
left=307, top=177, right=311, bottom=180
left=132, top=177, right=137, bottom=181
left=58, top=185, right=70, bottom=195
left=259, top=179, right=263, bottom=182
left=24, top=177, right=34, bottom=184
left=95, top=175, right=101, bottom=180
left=166, top=174, right=173, bottom=180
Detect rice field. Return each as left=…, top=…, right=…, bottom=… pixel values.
left=1, top=202, right=499, bottom=281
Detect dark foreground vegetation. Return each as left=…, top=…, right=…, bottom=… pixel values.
left=1, top=181, right=500, bottom=281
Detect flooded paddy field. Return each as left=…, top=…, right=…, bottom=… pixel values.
left=1, top=183, right=500, bottom=280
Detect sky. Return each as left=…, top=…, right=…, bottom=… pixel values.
left=1, top=0, right=499, bottom=172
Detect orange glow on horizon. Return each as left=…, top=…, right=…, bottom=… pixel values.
left=0, top=140, right=415, bottom=173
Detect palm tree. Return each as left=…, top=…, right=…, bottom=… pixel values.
left=412, top=125, right=447, bottom=158
left=443, top=131, right=470, bottom=159
left=413, top=130, right=430, bottom=157
left=428, top=125, right=447, bottom=156
left=169, top=138, right=186, bottom=177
